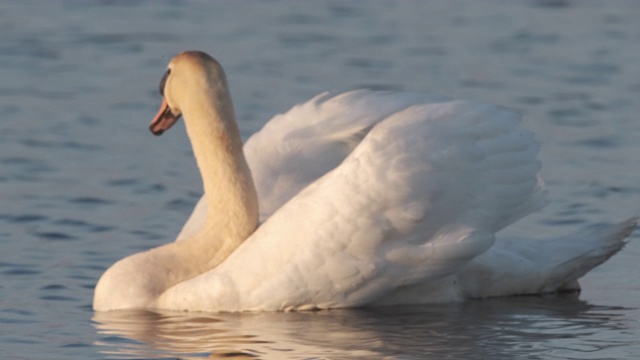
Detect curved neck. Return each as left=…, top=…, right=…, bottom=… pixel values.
left=180, top=85, right=259, bottom=268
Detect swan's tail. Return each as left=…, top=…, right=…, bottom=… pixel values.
left=455, top=218, right=637, bottom=299
left=541, top=217, right=638, bottom=292
left=370, top=218, right=637, bottom=305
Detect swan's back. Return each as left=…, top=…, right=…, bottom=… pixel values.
left=164, top=90, right=548, bottom=311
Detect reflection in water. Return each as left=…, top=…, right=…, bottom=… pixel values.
left=94, top=294, right=635, bottom=359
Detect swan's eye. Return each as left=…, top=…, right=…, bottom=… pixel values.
left=159, top=68, right=171, bottom=96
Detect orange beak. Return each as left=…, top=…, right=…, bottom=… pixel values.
left=149, top=98, right=180, bottom=136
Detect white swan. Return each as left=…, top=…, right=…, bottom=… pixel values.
left=94, top=51, right=637, bottom=312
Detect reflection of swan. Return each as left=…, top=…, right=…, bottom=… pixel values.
left=93, top=296, right=634, bottom=359
left=93, top=309, right=385, bottom=359
left=93, top=51, right=636, bottom=312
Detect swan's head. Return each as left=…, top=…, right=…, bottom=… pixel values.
left=149, top=51, right=229, bottom=136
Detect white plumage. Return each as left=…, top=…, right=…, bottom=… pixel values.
left=94, top=51, right=636, bottom=312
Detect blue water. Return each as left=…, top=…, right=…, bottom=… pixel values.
left=1, top=1, right=639, bottom=359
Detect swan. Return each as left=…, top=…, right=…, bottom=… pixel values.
left=94, top=51, right=637, bottom=312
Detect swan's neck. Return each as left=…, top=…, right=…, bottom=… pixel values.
left=180, top=85, right=259, bottom=268
left=94, top=57, right=261, bottom=311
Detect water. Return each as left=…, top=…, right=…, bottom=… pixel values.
left=1, top=1, right=639, bottom=358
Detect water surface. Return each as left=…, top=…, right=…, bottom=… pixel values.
left=1, top=1, right=639, bottom=359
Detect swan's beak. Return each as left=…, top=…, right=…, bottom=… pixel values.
left=149, top=98, right=180, bottom=136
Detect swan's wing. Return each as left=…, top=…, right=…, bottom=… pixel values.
left=162, top=94, right=547, bottom=311
left=244, top=90, right=450, bottom=220
left=177, top=90, right=448, bottom=240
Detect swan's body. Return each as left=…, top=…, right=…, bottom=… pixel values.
left=94, top=51, right=636, bottom=312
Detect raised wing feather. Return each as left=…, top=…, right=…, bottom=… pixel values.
left=244, top=90, right=450, bottom=220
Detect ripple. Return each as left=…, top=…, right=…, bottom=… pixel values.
left=354, top=83, right=402, bottom=92
left=40, top=284, right=67, bottom=291
left=572, top=62, right=621, bottom=76
left=4, top=336, right=39, bottom=345
left=54, top=218, right=115, bottom=233
left=68, top=197, right=113, bottom=205
left=490, top=29, right=560, bottom=54
left=60, top=342, right=92, bottom=349
left=346, top=57, right=392, bottom=71
left=530, top=0, right=572, bottom=8
left=106, top=178, right=139, bottom=187
left=73, top=31, right=179, bottom=45
left=3, top=267, right=41, bottom=276
left=105, top=178, right=168, bottom=196
left=21, top=139, right=101, bottom=151
left=0, top=310, right=37, bottom=328
left=0, top=36, right=60, bottom=60
left=548, top=109, right=596, bottom=127
left=0, top=317, right=38, bottom=325
left=165, top=197, right=197, bottom=212
left=574, top=136, right=620, bottom=149
left=540, top=218, right=586, bottom=226
left=1, top=156, right=33, bottom=165
left=77, top=115, right=101, bottom=125
left=579, top=183, right=640, bottom=199
left=460, top=78, right=504, bottom=89
left=130, top=229, right=163, bottom=241
left=39, top=295, right=79, bottom=302
left=559, top=62, right=621, bottom=86
left=329, top=3, right=362, bottom=18
left=54, top=219, right=88, bottom=227
left=0, top=213, right=48, bottom=223
left=515, top=96, right=545, bottom=105
left=0, top=87, right=74, bottom=100
left=72, top=34, right=144, bottom=54
left=278, top=33, right=340, bottom=48
left=134, top=183, right=166, bottom=195
left=34, top=231, right=77, bottom=241
left=404, top=45, right=448, bottom=56
left=1, top=156, right=54, bottom=175
left=279, top=13, right=321, bottom=25
left=562, top=75, right=609, bottom=86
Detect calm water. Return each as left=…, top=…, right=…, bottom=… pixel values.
left=1, top=1, right=639, bottom=359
